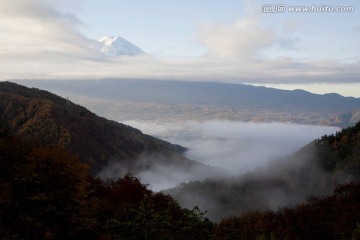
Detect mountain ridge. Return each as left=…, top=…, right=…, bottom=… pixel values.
left=13, top=79, right=360, bottom=127
left=0, top=82, right=202, bottom=176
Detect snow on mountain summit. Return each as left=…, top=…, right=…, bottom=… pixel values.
left=90, top=36, right=145, bottom=56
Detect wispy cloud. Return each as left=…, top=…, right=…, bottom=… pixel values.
left=199, top=18, right=275, bottom=60
left=0, top=0, right=359, bottom=84
left=0, top=0, right=87, bottom=55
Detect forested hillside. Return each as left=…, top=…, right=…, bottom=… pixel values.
left=167, top=121, right=360, bottom=221
left=0, top=124, right=359, bottom=239
left=214, top=182, right=360, bottom=239
left=0, top=82, right=200, bottom=175
left=0, top=128, right=213, bottom=239
left=211, top=123, right=360, bottom=239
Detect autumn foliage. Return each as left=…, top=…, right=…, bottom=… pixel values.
left=1, top=82, right=360, bottom=239
left=214, top=182, right=360, bottom=240
left=0, top=128, right=213, bottom=239
left=2, top=122, right=360, bottom=239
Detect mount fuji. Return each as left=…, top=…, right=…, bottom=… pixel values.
left=90, top=36, right=145, bottom=56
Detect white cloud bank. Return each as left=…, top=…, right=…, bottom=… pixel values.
left=0, top=0, right=359, bottom=85
left=124, top=120, right=339, bottom=175
left=98, top=120, right=339, bottom=191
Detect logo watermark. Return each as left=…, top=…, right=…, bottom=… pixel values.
left=261, top=4, right=355, bottom=13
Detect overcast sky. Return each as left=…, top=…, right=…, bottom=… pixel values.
left=0, top=0, right=359, bottom=96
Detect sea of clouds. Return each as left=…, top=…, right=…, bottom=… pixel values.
left=120, top=120, right=339, bottom=190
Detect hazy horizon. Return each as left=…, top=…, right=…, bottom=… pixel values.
left=0, top=0, right=359, bottom=97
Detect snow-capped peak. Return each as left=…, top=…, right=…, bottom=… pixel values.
left=90, top=36, right=145, bottom=56
left=99, top=36, right=121, bottom=46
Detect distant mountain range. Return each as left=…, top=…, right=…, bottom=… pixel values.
left=89, top=36, right=145, bottom=56
left=14, top=79, right=360, bottom=127
left=0, top=82, right=211, bottom=177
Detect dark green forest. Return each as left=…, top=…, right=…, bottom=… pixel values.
left=0, top=82, right=189, bottom=175
left=1, top=122, right=360, bottom=239
left=0, top=127, right=213, bottom=239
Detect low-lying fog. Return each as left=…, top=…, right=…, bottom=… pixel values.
left=120, top=120, right=339, bottom=191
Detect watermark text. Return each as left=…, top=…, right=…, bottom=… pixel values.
left=261, top=4, right=355, bottom=13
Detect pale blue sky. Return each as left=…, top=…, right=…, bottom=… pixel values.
left=74, top=0, right=248, bottom=57
left=0, top=0, right=359, bottom=96
left=72, top=0, right=360, bottom=60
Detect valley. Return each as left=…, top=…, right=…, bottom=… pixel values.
left=2, top=1, right=360, bottom=238
left=14, top=79, right=360, bottom=127
left=1, top=81, right=360, bottom=239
